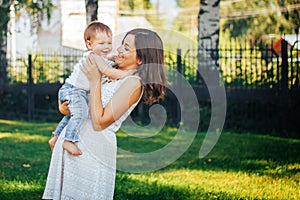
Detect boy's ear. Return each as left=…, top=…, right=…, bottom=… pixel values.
left=85, top=40, right=92, bottom=49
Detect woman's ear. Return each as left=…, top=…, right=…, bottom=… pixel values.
left=137, top=59, right=142, bottom=65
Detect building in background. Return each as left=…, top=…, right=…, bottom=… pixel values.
left=7, top=0, right=153, bottom=57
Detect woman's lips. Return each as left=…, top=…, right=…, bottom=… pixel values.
left=114, top=53, right=124, bottom=63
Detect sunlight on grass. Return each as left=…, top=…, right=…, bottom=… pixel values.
left=0, top=179, right=45, bottom=199
left=0, top=119, right=53, bottom=128
left=0, top=179, right=44, bottom=191
left=115, top=130, right=300, bottom=199
left=0, top=133, right=48, bottom=142
left=1, top=119, right=299, bottom=200
left=0, top=119, right=56, bottom=136
left=0, top=119, right=21, bottom=125
left=0, top=119, right=51, bottom=200
left=119, top=168, right=300, bottom=199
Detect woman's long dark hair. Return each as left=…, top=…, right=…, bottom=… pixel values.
left=123, top=29, right=166, bottom=105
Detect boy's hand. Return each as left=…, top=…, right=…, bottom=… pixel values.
left=107, top=55, right=117, bottom=62
left=59, top=100, right=70, bottom=116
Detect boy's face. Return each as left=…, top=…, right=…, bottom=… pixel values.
left=86, top=32, right=112, bottom=57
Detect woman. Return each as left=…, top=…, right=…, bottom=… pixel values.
left=43, top=28, right=166, bottom=200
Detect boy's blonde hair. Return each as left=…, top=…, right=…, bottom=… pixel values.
left=84, top=21, right=112, bottom=42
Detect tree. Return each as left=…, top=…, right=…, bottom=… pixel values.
left=0, top=0, right=52, bottom=84
left=119, top=0, right=152, bottom=11
left=0, top=0, right=10, bottom=83
left=85, top=0, right=98, bottom=24
left=197, top=0, right=220, bottom=83
left=222, top=0, right=300, bottom=43
left=173, top=0, right=199, bottom=38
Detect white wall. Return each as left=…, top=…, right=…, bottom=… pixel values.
left=37, top=0, right=61, bottom=51
left=7, top=0, right=154, bottom=55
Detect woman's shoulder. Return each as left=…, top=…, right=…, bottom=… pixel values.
left=122, top=75, right=141, bottom=81
left=117, top=75, right=143, bottom=95
left=119, top=75, right=142, bottom=86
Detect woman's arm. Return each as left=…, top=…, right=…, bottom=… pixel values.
left=81, top=55, right=142, bottom=131
left=90, top=77, right=141, bottom=130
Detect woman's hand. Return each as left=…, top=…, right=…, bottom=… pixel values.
left=81, top=53, right=102, bottom=84
left=58, top=100, right=70, bottom=116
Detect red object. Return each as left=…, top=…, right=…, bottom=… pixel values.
left=272, top=37, right=284, bottom=56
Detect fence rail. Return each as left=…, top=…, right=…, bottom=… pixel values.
left=1, top=40, right=300, bottom=136
left=7, top=48, right=84, bottom=84
left=5, top=40, right=299, bottom=90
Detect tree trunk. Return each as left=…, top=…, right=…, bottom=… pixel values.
left=197, top=0, right=225, bottom=159
left=85, top=0, right=98, bottom=24
left=0, top=1, right=11, bottom=84
left=0, top=35, right=8, bottom=84
left=197, top=0, right=220, bottom=83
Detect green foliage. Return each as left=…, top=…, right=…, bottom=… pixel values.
left=0, top=0, right=54, bottom=35
left=119, top=0, right=154, bottom=27
left=0, top=0, right=10, bottom=37
left=222, top=0, right=300, bottom=41
left=2, top=119, right=299, bottom=199
left=164, top=50, right=198, bottom=85
left=0, top=0, right=54, bottom=84
left=142, top=0, right=152, bottom=10
left=7, top=51, right=80, bottom=84
left=32, top=52, right=62, bottom=83
left=173, top=0, right=299, bottom=42
left=176, top=0, right=199, bottom=8
left=219, top=38, right=273, bottom=87
left=173, top=1, right=199, bottom=40
left=119, top=0, right=153, bottom=11
left=15, top=0, right=54, bottom=23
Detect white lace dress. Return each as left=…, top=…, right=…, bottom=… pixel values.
left=43, top=76, right=142, bottom=200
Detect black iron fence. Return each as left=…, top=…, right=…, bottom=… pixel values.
left=4, top=39, right=300, bottom=89
left=0, top=39, right=299, bottom=136
left=6, top=48, right=84, bottom=84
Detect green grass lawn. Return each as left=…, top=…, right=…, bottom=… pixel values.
left=0, top=119, right=299, bottom=200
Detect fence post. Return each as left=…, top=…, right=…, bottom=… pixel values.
left=281, top=39, right=288, bottom=90
left=27, top=54, right=34, bottom=121
left=176, top=48, right=182, bottom=123
left=280, top=39, right=289, bottom=130
left=177, top=48, right=182, bottom=74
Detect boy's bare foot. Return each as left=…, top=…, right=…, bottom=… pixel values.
left=49, top=135, right=58, bottom=151
left=62, top=140, right=82, bottom=156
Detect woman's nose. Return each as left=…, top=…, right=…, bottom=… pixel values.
left=117, top=46, right=124, bottom=53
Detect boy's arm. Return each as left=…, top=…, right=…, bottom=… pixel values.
left=91, top=54, right=134, bottom=79
left=103, top=65, right=134, bottom=79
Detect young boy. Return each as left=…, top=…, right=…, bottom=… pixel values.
left=49, top=21, right=133, bottom=156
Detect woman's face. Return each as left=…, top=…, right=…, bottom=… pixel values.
left=115, top=34, right=141, bottom=70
